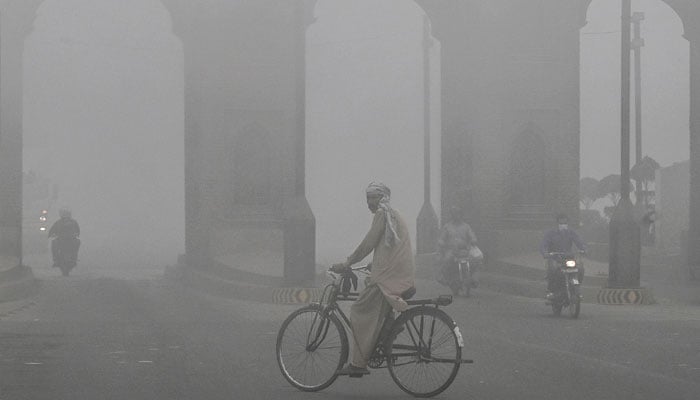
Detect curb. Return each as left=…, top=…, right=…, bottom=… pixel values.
left=0, top=266, right=38, bottom=303
left=596, top=287, right=656, bottom=305
left=169, top=259, right=657, bottom=306
left=165, top=264, right=326, bottom=304
left=172, top=261, right=605, bottom=305
left=478, top=270, right=602, bottom=304
left=0, top=299, right=38, bottom=320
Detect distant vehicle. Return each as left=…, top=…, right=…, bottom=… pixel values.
left=51, top=234, right=79, bottom=277
left=22, top=171, right=58, bottom=254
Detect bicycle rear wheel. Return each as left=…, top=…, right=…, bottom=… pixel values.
left=276, top=304, right=348, bottom=391
left=387, top=307, right=462, bottom=398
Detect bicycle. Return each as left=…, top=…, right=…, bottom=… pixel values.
left=276, top=265, right=473, bottom=398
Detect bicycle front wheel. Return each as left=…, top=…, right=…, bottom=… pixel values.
left=568, top=286, right=581, bottom=319
left=276, top=304, right=349, bottom=391
left=387, top=307, right=462, bottom=398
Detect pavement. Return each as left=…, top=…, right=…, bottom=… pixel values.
left=157, top=250, right=700, bottom=307
left=2, top=272, right=699, bottom=400
left=3, top=247, right=700, bottom=308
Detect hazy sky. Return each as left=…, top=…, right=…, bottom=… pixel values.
left=24, top=0, right=184, bottom=269
left=20, top=0, right=690, bottom=266
left=581, top=0, right=689, bottom=179
left=307, top=0, right=439, bottom=262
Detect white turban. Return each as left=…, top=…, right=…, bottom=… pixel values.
left=366, top=182, right=400, bottom=247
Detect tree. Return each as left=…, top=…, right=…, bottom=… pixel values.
left=597, top=174, right=622, bottom=207
left=631, top=155, right=660, bottom=207
left=579, top=177, right=600, bottom=210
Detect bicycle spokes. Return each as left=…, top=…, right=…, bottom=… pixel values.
left=305, top=312, right=331, bottom=352
left=387, top=308, right=462, bottom=397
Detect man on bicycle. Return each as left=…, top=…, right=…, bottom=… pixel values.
left=331, top=182, right=415, bottom=377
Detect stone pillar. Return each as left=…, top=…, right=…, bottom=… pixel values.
left=164, top=1, right=315, bottom=284
left=415, top=2, right=480, bottom=229
left=0, top=2, right=42, bottom=271
left=608, top=0, right=641, bottom=289
left=687, top=23, right=700, bottom=279
left=162, top=1, right=203, bottom=269
left=416, top=14, right=439, bottom=255
left=282, top=0, right=316, bottom=287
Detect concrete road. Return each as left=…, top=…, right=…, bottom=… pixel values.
left=1, top=271, right=699, bottom=400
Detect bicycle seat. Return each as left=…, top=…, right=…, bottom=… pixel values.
left=400, top=287, right=416, bottom=300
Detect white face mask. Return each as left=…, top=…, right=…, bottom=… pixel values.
left=558, top=224, right=568, bottom=231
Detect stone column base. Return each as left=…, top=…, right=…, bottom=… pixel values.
left=596, top=287, right=655, bottom=305
left=0, top=265, right=37, bottom=303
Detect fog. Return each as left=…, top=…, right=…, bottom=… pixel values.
left=23, top=0, right=184, bottom=271
left=581, top=0, right=688, bottom=180
left=19, top=0, right=689, bottom=270
left=307, top=0, right=440, bottom=263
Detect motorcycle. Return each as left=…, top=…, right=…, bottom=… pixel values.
left=52, top=237, right=80, bottom=276
left=441, top=248, right=480, bottom=297
left=546, top=252, right=583, bottom=318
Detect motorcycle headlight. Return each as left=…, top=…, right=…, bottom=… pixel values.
left=565, top=260, right=577, bottom=268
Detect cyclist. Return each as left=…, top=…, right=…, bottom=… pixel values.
left=331, top=182, right=415, bottom=377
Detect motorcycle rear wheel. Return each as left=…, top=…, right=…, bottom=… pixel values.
left=450, top=284, right=460, bottom=296
left=551, top=303, right=562, bottom=316
left=462, top=282, right=471, bottom=297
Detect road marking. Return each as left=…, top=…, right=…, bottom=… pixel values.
left=271, top=288, right=323, bottom=304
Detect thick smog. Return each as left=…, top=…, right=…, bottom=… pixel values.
left=0, top=1, right=698, bottom=399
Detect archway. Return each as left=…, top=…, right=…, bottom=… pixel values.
left=580, top=0, right=688, bottom=252
left=306, top=0, right=442, bottom=263
left=23, top=0, right=184, bottom=277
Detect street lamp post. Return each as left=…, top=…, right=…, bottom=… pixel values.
left=416, top=14, right=439, bottom=255
left=632, top=11, right=645, bottom=206
left=608, top=0, right=641, bottom=289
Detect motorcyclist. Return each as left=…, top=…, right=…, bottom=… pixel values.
left=437, top=206, right=480, bottom=288
left=48, top=208, right=81, bottom=269
left=539, top=213, right=586, bottom=300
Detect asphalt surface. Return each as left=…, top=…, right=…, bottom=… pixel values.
left=1, top=267, right=699, bottom=400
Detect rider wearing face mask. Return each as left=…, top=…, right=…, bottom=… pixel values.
left=539, top=213, right=586, bottom=299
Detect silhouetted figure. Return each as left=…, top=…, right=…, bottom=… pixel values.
left=48, top=208, right=81, bottom=274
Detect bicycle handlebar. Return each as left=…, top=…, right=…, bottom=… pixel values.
left=326, top=264, right=370, bottom=277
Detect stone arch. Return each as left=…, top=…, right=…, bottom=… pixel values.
left=580, top=0, right=689, bottom=178
left=22, top=0, right=184, bottom=271
left=509, top=126, right=547, bottom=208
left=306, top=0, right=442, bottom=261
left=580, top=0, right=688, bottom=36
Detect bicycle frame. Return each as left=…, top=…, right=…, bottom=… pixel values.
left=316, top=266, right=468, bottom=368
left=277, top=264, right=473, bottom=398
